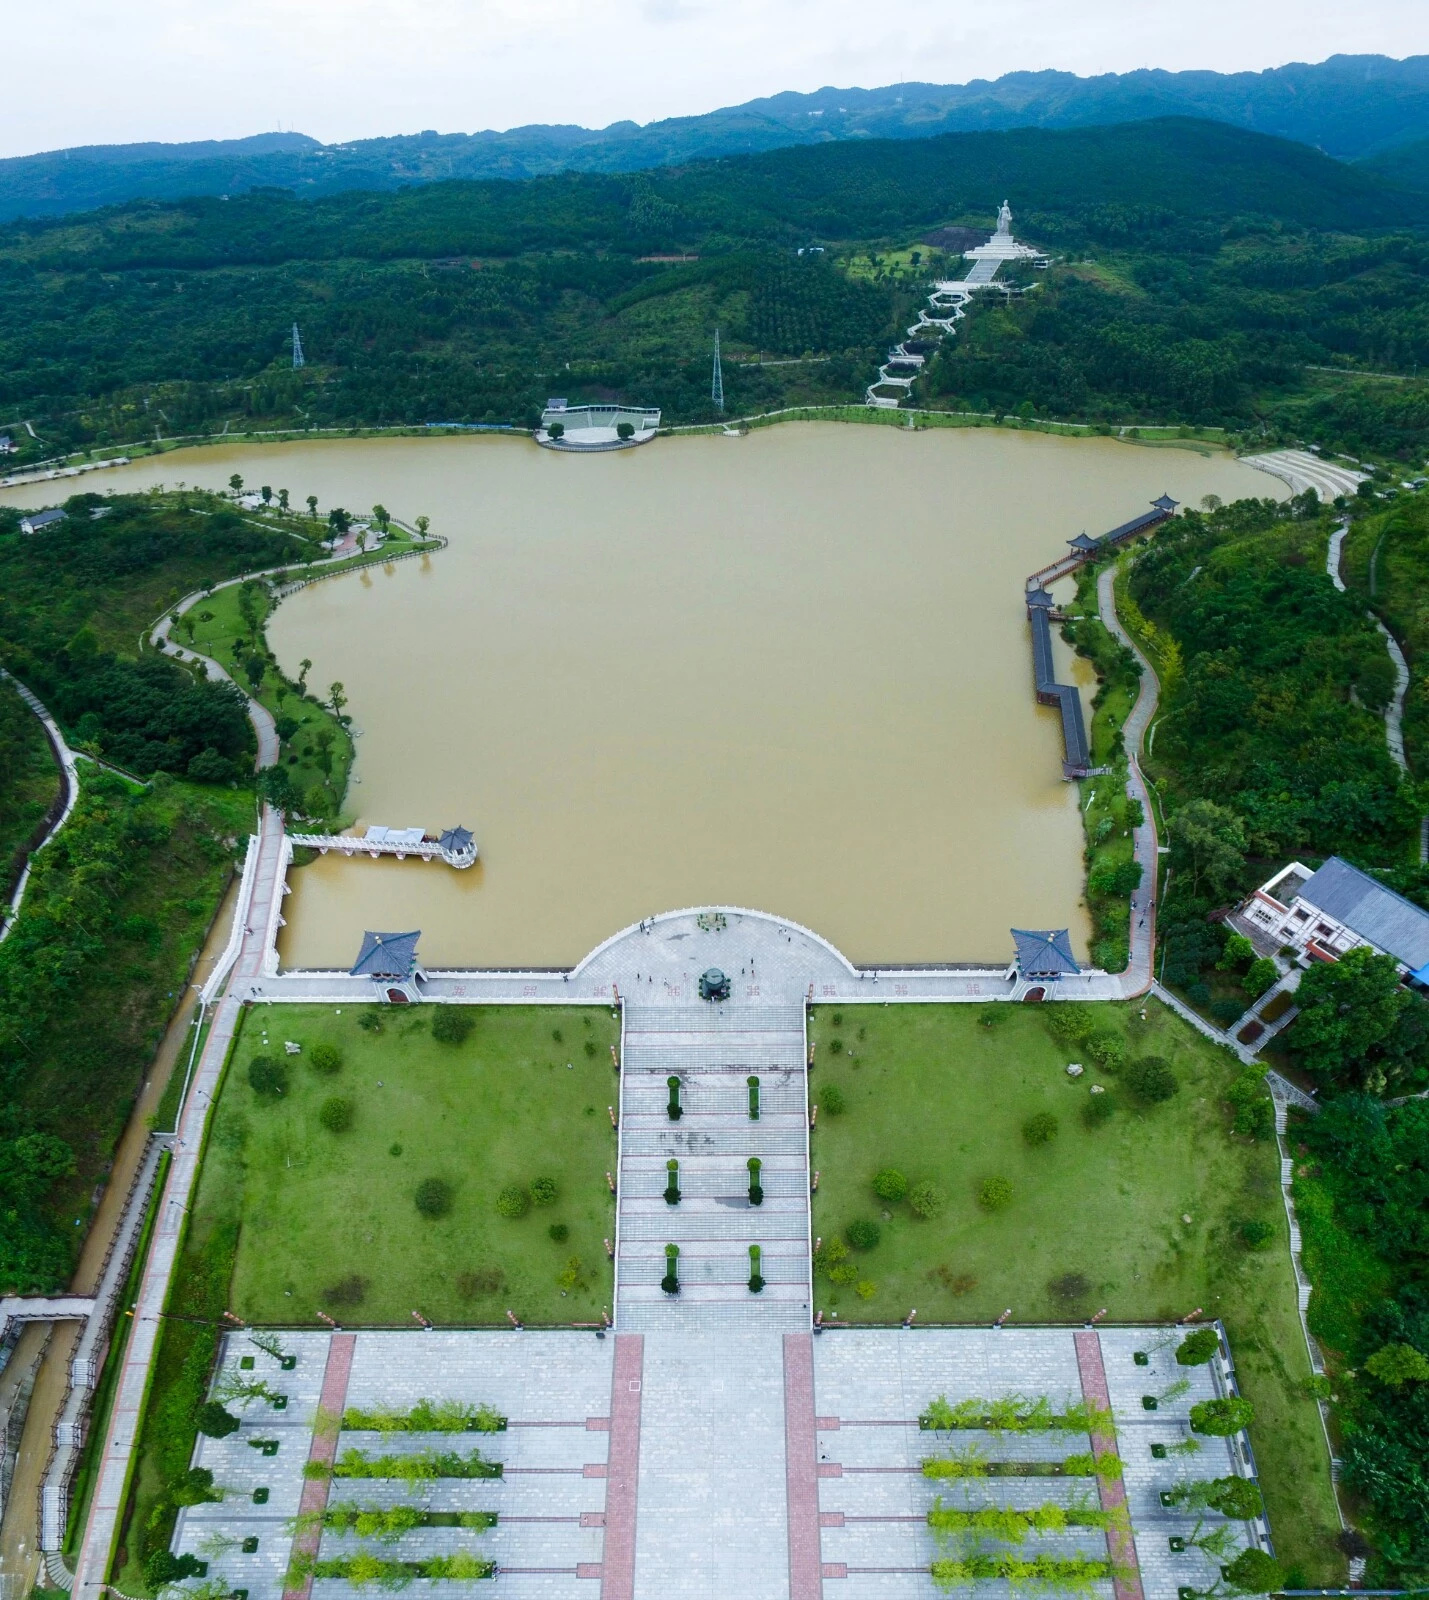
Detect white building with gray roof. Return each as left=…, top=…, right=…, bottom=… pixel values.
left=1241, top=855, right=1429, bottom=981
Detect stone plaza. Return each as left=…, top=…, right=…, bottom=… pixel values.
left=172, top=1323, right=1264, bottom=1600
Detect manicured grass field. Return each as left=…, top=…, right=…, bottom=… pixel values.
left=809, top=999, right=1343, bottom=1584
left=195, top=1003, right=620, bottom=1327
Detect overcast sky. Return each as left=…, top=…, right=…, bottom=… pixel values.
left=3, top=0, right=1428, bottom=160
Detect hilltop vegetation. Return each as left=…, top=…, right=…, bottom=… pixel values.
left=0, top=118, right=1427, bottom=461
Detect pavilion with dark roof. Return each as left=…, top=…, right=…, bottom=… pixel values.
left=1067, top=531, right=1101, bottom=554
left=1010, top=928, right=1081, bottom=980
left=437, top=826, right=477, bottom=868
left=351, top=930, right=426, bottom=1002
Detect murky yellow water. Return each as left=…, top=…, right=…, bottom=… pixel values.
left=2, top=426, right=1277, bottom=966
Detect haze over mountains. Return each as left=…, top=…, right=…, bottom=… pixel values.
left=6, top=54, right=1429, bottom=224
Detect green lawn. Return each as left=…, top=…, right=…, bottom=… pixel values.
left=809, top=999, right=1343, bottom=1584
left=194, top=1003, right=620, bottom=1327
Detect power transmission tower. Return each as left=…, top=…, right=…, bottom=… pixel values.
left=291, top=323, right=305, bottom=370
left=711, top=328, right=724, bottom=414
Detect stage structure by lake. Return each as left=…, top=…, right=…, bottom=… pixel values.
left=537, top=399, right=661, bottom=451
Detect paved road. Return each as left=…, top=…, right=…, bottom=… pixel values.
left=0, top=670, right=79, bottom=943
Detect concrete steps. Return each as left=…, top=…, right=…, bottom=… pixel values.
left=615, top=1003, right=810, bottom=1333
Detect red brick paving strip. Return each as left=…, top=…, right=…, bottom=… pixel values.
left=1074, top=1330, right=1146, bottom=1600
left=282, top=1332, right=357, bottom=1600
left=599, top=1334, right=643, bottom=1600
left=784, top=1333, right=824, bottom=1600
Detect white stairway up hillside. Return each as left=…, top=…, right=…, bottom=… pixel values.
left=614, top=1003, right=811, bottom=1332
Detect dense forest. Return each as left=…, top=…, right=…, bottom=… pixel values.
left=1118, top=486, right=1429, bottom=1579
left=0, top=493, right=322, bottom=1291
left=1, top=116, right=1427, bottom=460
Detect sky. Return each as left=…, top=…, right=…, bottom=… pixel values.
left=3, top=0, right=1428, bottom=160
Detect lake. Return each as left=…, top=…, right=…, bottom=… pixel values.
left=1, top=424, right=1280, bottom=967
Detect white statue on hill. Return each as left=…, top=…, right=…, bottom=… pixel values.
left=997, top=199, right=1013, bottom=236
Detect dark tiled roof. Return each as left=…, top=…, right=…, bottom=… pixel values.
left=1068, top=532, right=1101, bottom=551
left=439, top=827, right=474, bottom=851
left=351, top=929, right=422, bottom=979
left=1297, top=857, right=1429, bottom=971
left=1011, top=928, right=1081, bottom=976
left=1025, top=587, right=1056, bottom=610
left=1152, top=493, right=1179, bottom=511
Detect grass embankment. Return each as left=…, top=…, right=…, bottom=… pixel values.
left=808, top=1000, right=1342, bottom=1584
left=195, top=1003, right=620, bottom=1326
left=0, top=672, right=63, bottom=897
left=1, top=768, right=253, bottom=1288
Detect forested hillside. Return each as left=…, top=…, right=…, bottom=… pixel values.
left=4, top=54, right=1429, bottom=221
left=0, top=117, right=1426, bottom=461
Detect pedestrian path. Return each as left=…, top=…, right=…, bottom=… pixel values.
left=615, top=999, right=811, bottom=1332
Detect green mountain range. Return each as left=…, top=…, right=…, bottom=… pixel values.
left=4, top=54, right=1429, bottom=222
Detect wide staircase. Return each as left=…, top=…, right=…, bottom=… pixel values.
left=614, top=1004, right=811, bottom=1332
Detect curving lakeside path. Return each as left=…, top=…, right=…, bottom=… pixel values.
left=1096, top=563, right=1159, bottom=996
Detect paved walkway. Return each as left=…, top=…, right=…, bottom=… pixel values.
left=1096, top=563, right=1159, bottom=995
left=1327, top=517, right=1411, bottom=773
left=70, top=804, right=287, bottom=1599
left=0, top=669, right=79, bottom=944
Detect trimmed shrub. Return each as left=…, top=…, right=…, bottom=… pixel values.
left=855, top=1280, right=877, bottom=1300
left=248, top=1056, right=288, bottom=1097
left=195, top=1401, right=240, bottom=1438
left=1189, top=1396, right=1254, bottom=1436
left=909, top=1181, right=947, bottom=1219
left=415, top=1178, right=452, bottom=1218
left=1085, top=1032, right=1125, bottom=1072
left=146, top=1551, right=204, bottom=1586
left=496, top=1184, right=529, bottom=1219
left=978, top=1176, right=1014, bottom=1211
left=821, top=1083, right=846, bottom=1115
left=309, top=1042, right=342, bottom=1075
left=1022, top=1112, right=1059, bottom=1146
left=829, top=1036, right=843, bottom=1054
left=431, top=1007, right=476, bottom=1045
left=872, top=1169, right=908, bottom=1202
left=1044, top=1003, right=1094, bottom=1045
left=319, top=1096, right=354, bottom=1133
left=530, top=1177, right=558, bottom=1206
left=1175, top=1328, right=1220, bottom=1366
left=1081, top=1094, right=1115, bottom=1128
left=171, top=1466, right=219, bottom=1506
left=1126, top=1056, right=1178, bottom=1104
left=847, top=1218, right=881, bottom=1251
left=548, top=1222, right=569, bottom=1242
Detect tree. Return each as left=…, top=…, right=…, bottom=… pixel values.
left=244, top=654, right=266, bottom=692
left=298, top=657, right=312, bottom=692
left=547, top=422, right=565, bottom=440
left=1364, top=1342, right=1429, bottom=1388
left=1217, top=933, right=1256, bottom=971
left=195, top=1400, right=240, bottom=1437
left=1189, top=1395, right=1254, bottom=1435
left=372, top=504, right=391, bottom=531
left=616, top=421, right=635, bottom=440
left=416, top=1177, right=453, bottom=1217
left=909, top=1181, right=946, bottom=1218
left=319, top=1096, right=355, bottom=1132
left=309, top=1042, right=342, bottom=1074
left=415, top=515, right=430, bottom=537
left=328, top=507, right=351, bottom=535
left=1243, top=957, right=1279, bottom=998
left=278, top=489, right=290, bottom=511
left=260, top=485, right=272, bottom=504
left=306, top=495, right=319, bottom=518
left=257, top=765, right=298, bottom=813
left=872, top=1169, right=908, bottom=1202
left=329, top=682, right=347, bottom=718
left=1175, top=1328, right=1220, bottom=1366
left=1291, top=945, right=1408, bottom=1088
left=1022, top=1112, right=1059, bottom=1145
left=228, top=474, right=243, bottom=494
left=1169, top=798, right=1246, bottom=899
left=248, top=1057, right=288, bottom=1097
left=1126, top=1056, right=1178, bottom=1103
left=1223, top=1548, right=1284, bottom=1595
